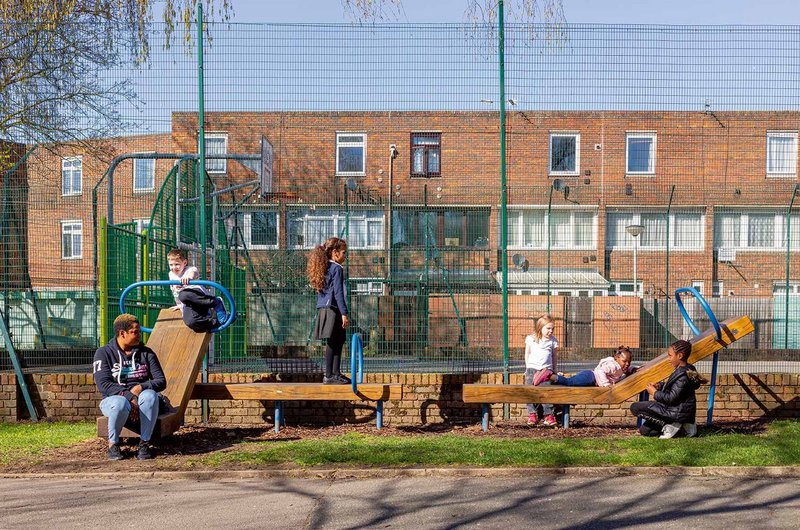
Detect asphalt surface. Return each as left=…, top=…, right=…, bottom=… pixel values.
left=1, top=474, right=799, bottom=529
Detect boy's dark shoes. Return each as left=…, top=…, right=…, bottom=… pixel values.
left=335, top=374, right=351, bottom=384
left=107, top=444, right=124, bottom=461
left=323, top=376, right=348, bottom=385
left=136, top=442, right=155, bottom=460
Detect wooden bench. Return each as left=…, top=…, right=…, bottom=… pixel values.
left=97, top=309, right=211, bottom=440
left=463, top=315, right=755, bottom=430
left=192, top=382, right=403, bottom=432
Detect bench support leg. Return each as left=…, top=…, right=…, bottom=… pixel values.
left=274, top=400, right=283, bottom=433
left=482, top=404, right=490, bottom=432
left=562, top=405, right=570, bottom=429
left=376, top=400, right=383, bottom=429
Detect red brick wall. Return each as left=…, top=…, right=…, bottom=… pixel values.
left=2, top=371, right=796, bottom=426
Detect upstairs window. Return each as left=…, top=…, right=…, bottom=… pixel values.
left=392, top=209, right=489, bottom=248
left=61, top=220, right=83, bottom=259
left=62, top=156, right=82, bottom=196
left=336, top=133, right=366, bottom=176
left=235, top=211, right=279, bottom=249
left=133, top=156, right=155, bottom=192
left=549, top=132, right=580, bottom=176
left=626, top=132, right=656, bottom=175
left=715, top=211, right=800, bottom=250
left=204, top=133, right=228, bottom=173
left=508, top=208, right=596, bottom=250
left=766, top=131, right=797, bottom=177
left=288, top=209, right=383, bottom=249
left=606, top=211, right=704, bottom=250
left=411, top=132, right=441, bottom=177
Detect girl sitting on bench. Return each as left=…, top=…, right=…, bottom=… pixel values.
left=548, top=346, right=636, bottom=387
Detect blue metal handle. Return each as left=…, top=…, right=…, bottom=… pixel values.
left=674, top=286, right=721, bottom=340
left=350, top=332, right=364, bottom=393
left=119, top=280, right=237, bottom=333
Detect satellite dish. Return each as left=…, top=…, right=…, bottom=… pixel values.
left=512, top=253, right=525, bottom=267
left=346, top=177, right=358, bottom=192
left=552, top=178, right=565, bottom=192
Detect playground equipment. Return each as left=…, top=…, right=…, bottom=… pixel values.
left=463, top=287, right=754, bottom=430
left=97, top=280, right=235, bottom=439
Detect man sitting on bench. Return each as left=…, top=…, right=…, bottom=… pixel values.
left=93, top=314, right=166, bottom=461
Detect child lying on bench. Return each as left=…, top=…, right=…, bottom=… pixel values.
left=548, top=346, right=636, bottom=387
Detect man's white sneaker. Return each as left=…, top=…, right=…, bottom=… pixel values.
left=682, top=423, right=698, bottom=438
left=659, top=422, right=682, bottom=439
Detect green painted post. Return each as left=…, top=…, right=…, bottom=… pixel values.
left=99, top=217, right=108, bottom=345
left=499, top=0, right=509, bottom=398
left=785, top=184, right=798, bottom=348
left=197, top=3, right=209, bottom=422
left=546, top=185, right=553, bottom=312
left=664, top=185, right=674, bottom=347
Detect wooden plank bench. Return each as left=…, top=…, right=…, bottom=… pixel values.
left=192, top=382, right=403, bottom=432
left=463, top=315, right=754, bottom=430
left=98, top=309, right=211, bottom=440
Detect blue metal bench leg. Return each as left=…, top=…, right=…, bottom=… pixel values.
left=562, top=405, right=570, bottom=429
left=376, top=400, right=384, bottom=429
left=482, top=404, right=490, bottom=432
left=274, top=400, right=283, bottom=433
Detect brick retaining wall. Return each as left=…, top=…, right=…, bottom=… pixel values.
left=1, top=372, right=797, bottom=426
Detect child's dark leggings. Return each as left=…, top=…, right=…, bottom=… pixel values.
left=630, top=401, right=674, bottom=437
left=325, top=314, right=346, bottom=378
left=178, top=289, right=218, bottom=333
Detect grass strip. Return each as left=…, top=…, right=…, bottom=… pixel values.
left=0, top=421, right=96, bottom=464
left=199, top=420, right=800, bottom=468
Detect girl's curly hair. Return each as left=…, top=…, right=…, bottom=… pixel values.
left=307, top=237, right=347, bottom=292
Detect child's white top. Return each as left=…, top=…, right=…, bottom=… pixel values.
left=169, top=265, right=207, bottom=308
left=524, top=335, right=558, bottom=370
left=593, top=356, right=634, bottom=387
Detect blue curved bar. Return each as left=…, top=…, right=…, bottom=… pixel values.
left=674, top=286, right=721, bottom=340
left=119, top=280, right=237, bottom=333
left=350, top=332, right=364, bottom=394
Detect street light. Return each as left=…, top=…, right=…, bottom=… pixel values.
left=626, top=224, right=645, bottom=297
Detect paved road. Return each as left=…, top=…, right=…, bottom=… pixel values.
left=1, top=475, right=798, bottom=529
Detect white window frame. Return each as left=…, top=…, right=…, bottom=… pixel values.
left=241, top=211, right=280, bottom=250
left=714, top=210, right=800, bottom=252
left=352, top=280, right=385, bottom=296
left=606, top=210, right=704, bottom=251
left=608, top=280, right=642, bottom=297
left=61, top=220, right=83, bottom=260
left=61, top=156, right=82, bottom=196
left=507, top=207, right=597, bottom=251
left=134, top=218, right=151, bottom=234
left=204, top=133, right=228, bottom=174
left=712, top=281, right=723, bottom=298
left=766, top=131, right=798, bottom=177
left=625, top=132, right=657, bottom=175
left=774, top=282, right=800, bottom=296
left=691, top=280, right=704, bottom=296
left=336, top=132, right=366, bottom=176
left=548, top=132, right=580, bottom=176
left=289, top=208, right=384, bottom=250
left=132, top=154, right=155, bottom=192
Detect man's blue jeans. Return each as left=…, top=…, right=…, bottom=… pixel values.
left=99, top=389, right=159, bottom=444
left=553, top=370, right=596, bottom=387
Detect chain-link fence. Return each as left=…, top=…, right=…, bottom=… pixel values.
left=2, top=22, right=800, bottom=374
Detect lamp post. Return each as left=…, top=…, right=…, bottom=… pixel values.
left=626, top=224, right=645, bottom=297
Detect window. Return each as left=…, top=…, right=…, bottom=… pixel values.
left=392, top=209, right=489, bottom=248
left=549, top=132, right=580, bottom=175
left=766, top=131, right=797, bottom=177
left=508, top=208, right=596, bottom=249
left=411, top=133, right=441, bottom=177
left=608, top=281, right=641, bottom=297
left=133, top=156, right=155, bottom=192
left=236, top=211, right=279, bottom=249
left=606, top=211, right=703, bottom=250
left=61, top=157, right=82, bottom=196
left=626, top=132, right=656, bottom=175
left=712, top=281, right=723, bottom=298
left=135, top=218, right=151, bottom=234
left=61, top=221, right=82, bottom=259
left=336, top=133, right=366, bottom=176
left=288, top=209, right=383, bottom=249
left=714, top=211, right=800, bottom=251
left=205, top=133, right=228, bottom=173
left=691, top=280, right=704, bottom=296
left=352, top=280, right=385, bottom=296
left=774, top=282, right=800, bottom=295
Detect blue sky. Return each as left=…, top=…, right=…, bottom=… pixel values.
left=215, top=0, right=800, bottom=25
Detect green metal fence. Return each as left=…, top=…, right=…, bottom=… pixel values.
left=2, top=22, right=800, bottom=375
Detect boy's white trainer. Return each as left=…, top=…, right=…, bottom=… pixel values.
left=659, top=422, right=682, bottom=439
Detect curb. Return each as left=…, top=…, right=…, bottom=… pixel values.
left=1, top=466, right=798, bottom=481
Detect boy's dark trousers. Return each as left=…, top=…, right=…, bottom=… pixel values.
left=178, top=289, right=218, bottom=333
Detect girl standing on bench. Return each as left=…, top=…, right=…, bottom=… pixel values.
left=630, top=340, right=706, bottom=439
left=548, top=346, right=636, bottom=387
left=308, top=237, right=351, bottom=385
left=524, top=314, right=558, bottom=427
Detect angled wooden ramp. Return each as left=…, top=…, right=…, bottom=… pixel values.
left=97, top=309, right=211, bottom=439
left=463, top=314, right=754, bottom=407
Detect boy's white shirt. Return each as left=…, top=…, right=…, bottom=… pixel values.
left=169, top=265, right=207, bottom=309
left=524, top=334, right=558, bottom=370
